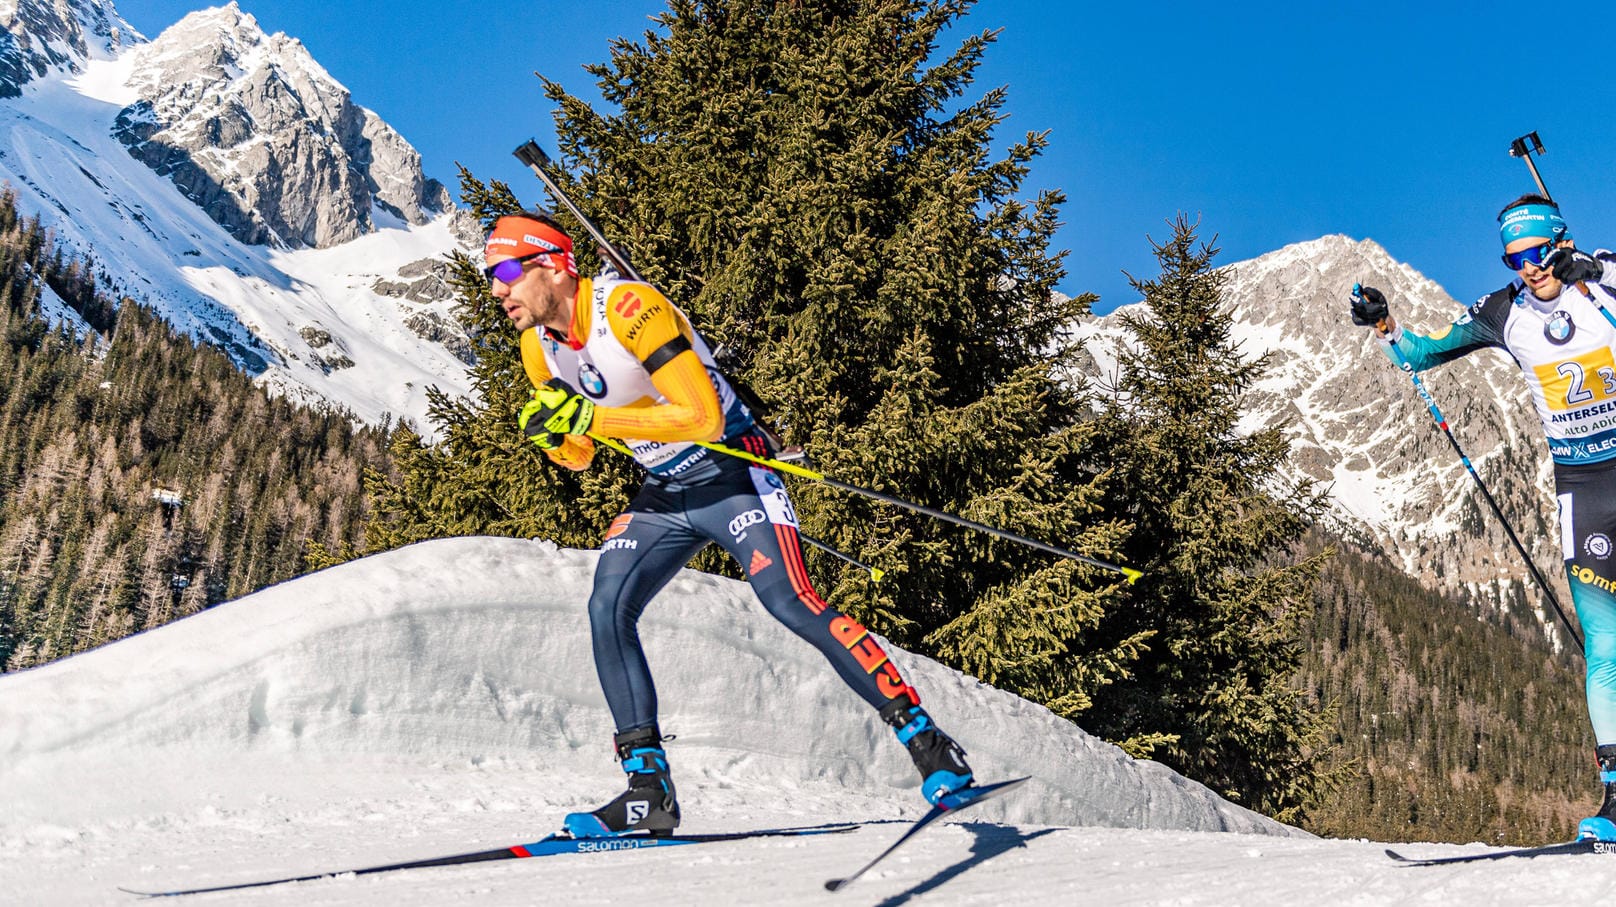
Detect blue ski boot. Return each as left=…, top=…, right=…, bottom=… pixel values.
left=879, top=697, right=973, bottom=805
left=564, top=725, right=680, bottom=838
left=1578, top=744, right=1616, bottom=841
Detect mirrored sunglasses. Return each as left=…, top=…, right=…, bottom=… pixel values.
left=484, top=252, right=548, bottom=285
left=1502, top=242, right=1557, bottom=272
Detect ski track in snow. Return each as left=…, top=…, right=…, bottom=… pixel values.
left=3, top=537, right=1616, bottom=905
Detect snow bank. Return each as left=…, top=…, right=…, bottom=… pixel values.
left=0, top=537, right=1293, bottom=838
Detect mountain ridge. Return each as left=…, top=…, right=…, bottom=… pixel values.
left=0, top=0, right=474, bottom=433
left=1080, top=234, right=1567, bottom=643
left=0, top=0, right=140, bottom=97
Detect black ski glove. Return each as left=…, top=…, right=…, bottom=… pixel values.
left=1350, top=284, right=1389, bottom=327
left=1548, top=248, right=1604, bottom=285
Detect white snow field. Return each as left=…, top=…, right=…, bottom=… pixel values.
left=2, top=537, right=1614, bottom=905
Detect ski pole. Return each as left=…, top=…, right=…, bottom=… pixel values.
left=799, top=534, right=885, bottom=583
left=592, top=432, right=1123, bottom=581
left=643, top=435, right=1143, bottom=583
left=582, top=433, right=885, bottom=583
left=1356, top=284, right=1583, bottom=650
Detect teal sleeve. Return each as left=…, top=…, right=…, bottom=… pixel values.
left=1376, top=286, right=1512, bottom=372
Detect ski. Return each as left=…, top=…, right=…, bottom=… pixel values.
left=120, top=823, right=858, bottom=898
left=1386, top=838, right=1616, bottom=866
left=824, top=776, right=1030, bottom=892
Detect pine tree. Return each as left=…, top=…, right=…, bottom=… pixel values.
left=1295, top=532, right=1588, bottom=845
left=1081, top=215, right=1333, bottom=821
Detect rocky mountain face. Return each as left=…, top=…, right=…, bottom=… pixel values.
left=0, top=0, right=475, bottom=432
left=1079, top=236, right=1570, bottom=645
left=109, top=3, right=450, bottom=249
left=0, top=0, right=138, bottom=97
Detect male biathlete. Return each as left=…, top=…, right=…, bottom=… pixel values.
left=1351, top=195, right=1616, bottom=840
left=484, top=212, right=973, bottom=837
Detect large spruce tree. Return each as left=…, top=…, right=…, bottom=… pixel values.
left=1082, top=215, right=1332, bottom=821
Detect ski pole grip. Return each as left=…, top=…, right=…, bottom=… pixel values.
left=511, top=140, right=645, bottom=283
left=513, top=140, right=551, bottom=170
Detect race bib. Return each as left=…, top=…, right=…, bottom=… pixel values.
left=1534, top=347, right=1616, bottom=411
left=748, top=468, right=798, bottom=527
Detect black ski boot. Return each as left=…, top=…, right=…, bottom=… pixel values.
left=564, top=725, right=680, bottom=838
left=1577, top=744, right=1616, bottom=841
left=879, top=696, right=974, bottom=805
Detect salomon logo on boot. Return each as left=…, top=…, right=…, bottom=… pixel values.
left=879, top=698, right=975, bottom=806
left=563, top=725, right=681, bottom=838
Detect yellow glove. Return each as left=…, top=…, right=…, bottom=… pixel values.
left=518, top=378, right=596, bottom=450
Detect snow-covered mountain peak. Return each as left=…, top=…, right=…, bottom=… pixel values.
left=156, top=2, right=264, bottom=44
left=1221, top=235, right=1454, bottom=325
left=1082, top=236, right=1565, bottom=642
left=0, top=2, right=476, bottom=433
left=0, top=0, right=143, bottom=96
left=128, top=3, right=342, bottom=100
left=108, top=2, right=450, bottom=251
left=125, top=3, right=265, bottom=77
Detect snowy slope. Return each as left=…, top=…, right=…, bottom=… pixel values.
left=2, top=537, right=1610, bottom=905
left=0, top=5, right=474, bottom=432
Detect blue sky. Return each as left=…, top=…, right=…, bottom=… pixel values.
left=114, top=0, right=1616, bottom=315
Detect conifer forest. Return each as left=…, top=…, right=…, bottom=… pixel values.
left=0, top=188, right=391, bottom=671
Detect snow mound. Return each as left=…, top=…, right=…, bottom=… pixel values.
left=0, top=536, right=1292, bottom=838
left=23, top=538, right=1615, bottom=906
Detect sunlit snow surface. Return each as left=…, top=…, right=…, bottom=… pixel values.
left=3, top=537, right=1612, bottom=905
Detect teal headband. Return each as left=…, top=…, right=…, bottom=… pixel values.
left=1499, top=203, right=1570, bottom=246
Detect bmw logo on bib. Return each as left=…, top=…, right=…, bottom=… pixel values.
left=579, top=362, right=608, bottom=397
left=1545, top=310, right=1575, bottom=345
